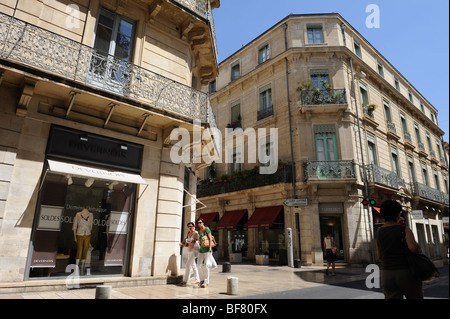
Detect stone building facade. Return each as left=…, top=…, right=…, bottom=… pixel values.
left=197, top=13, right=449, bottom=266
left=0, top=0, right=219, bottom=283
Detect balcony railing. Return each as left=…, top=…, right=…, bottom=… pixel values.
left=0, top=12, right=211, bottom=123
left=411, top=182, right=444, bottom=203
left=387, top=121, right=396, bottom=132
left=303, top=160, right=356, bottom=181
left=257, top=106, right=274, bottom=121
left=197, top=165, right=293, bottom=198
left=404, top=132, right=412, bottom=143
left=300, top=89, right=347, bottom=106
left=366, top=164, right=405, bottom=189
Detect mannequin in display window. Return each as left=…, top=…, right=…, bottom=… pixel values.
left=73, top=208, right=94, bottom=274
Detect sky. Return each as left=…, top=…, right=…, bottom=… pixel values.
left=212, top=0, right=450, bottom=142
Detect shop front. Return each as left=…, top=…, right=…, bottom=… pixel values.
left=215, top=210, right=248, bottom=261
left=245, top=206, right=285, bottom=264
left=26, top=125, right=147, bottom=279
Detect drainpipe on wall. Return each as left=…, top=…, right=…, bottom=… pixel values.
left=282, top=22, right=296, bottom=199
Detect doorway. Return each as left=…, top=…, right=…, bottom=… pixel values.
left=320, top=215, right=345, bottom=261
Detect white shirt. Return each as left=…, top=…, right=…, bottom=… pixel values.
left=73, top=211, right=94, bottom=236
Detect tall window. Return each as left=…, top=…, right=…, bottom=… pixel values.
left=444, top=176, right=449, bottom=194
left=93, top=8, right=134, bottom=61
left=426, top=133, right=433, bottom=153
left=90, top=8, right=135, bottom=90
left=230, top=100, right=241, bottom=127
left=409, top=91, right=414, bottom=103
left=408, top=156, right=416, bottom=183
left=400, top=113, right=408, bottom=133
left=414, top=124, right=421, bottom=144
left=367, top=133, right=378, bottom=165
left=434, top=171, right=440, bottom=191
left=354, top=40, right=362, bottom=58
left=377, top=61, right=384, bottom=77
left=391, top=147, right=400, bottom=177
left=208, top=80, right=216, bottom=94
left=310, top=70, right=329, bottom=89
left=315, top=126, right=337, bottom=161
left=307, top=24, right=324, bottom=44
left=258, top=43, right=269, bottom=64
left=258, top=85, right=273, bottom=120
left=422, top=163, right=429, bottom=186
left=384, top=101, right=392, bottom=123
left=231, top=61, right=240, bottom=81
left=359, top=83, right=369, bottom=107
left=394, top=78, right=400, bottom=91
left=436, top=140, right=443, bottom=158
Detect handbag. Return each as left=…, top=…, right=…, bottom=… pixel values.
left=201, top=230, right=216, bottom=248
left=401, top=226, right=439, bottom=281
left=406, top=252, right=439, bottom=281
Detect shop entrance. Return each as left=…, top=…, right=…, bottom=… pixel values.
left=320, top=215, right=345, bottom=262
left=27, top=171, right=136, bottom=279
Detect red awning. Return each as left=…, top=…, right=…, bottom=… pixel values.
left=197, top=212, right=218, bottom=229
left=372, top=207, right=381, bottom=214
left=245, top=206, right=283, bottom=228
left=215, top=210, right=247, bottom=230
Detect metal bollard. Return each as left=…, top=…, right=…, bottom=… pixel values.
left=222, top=262, right=231, bottom=273
left=95, top=285, right=112, bottom=299
left=227, top=277, right=238, bottom=295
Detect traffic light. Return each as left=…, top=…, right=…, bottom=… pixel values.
left=362, top=199, right=376, bottom=206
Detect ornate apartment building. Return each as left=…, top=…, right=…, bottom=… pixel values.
left=0, top=0, right=219, bottom=285
left=197, top=13, right=449, bottom=266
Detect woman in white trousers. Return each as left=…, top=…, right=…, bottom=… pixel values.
left=179, top=222, right=200, bottom=286
left=197, top=218, right=213, bottom=288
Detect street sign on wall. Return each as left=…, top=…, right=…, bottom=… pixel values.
left=411, top=210, right=423, bottom=219
left=284, top=198, right=308, bottom=207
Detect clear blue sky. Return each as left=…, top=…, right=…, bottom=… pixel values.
left=213, top=0, right=449, bottom=142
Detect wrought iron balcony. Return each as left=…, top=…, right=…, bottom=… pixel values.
left=387, top=121, right=396, bottom=132
left=365, top=164, right=405, bottom=189
left=197, top=165, right=293, bottom=198
left=411, top=182, right=443, bottom=203
left=404, top=132, right=412, bottom=143
left=0, top=12, right=211, bottom=123
left=257, top=106, right=274, bottom=121
left=300, top=89, right=347, bottom=106
left=442, top=192, right=449, bottom=206
left=418, top=142, right=426, bottom=151
left=303, top=160, right=356, bottom=181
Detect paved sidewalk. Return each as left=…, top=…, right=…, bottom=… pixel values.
left=0, top=263, right=370, bottom=299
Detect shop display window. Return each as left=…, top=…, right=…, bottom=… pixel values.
left=28, top=172, right=136, bottom=278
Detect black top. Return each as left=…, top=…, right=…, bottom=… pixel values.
left=377, top=225, right=409, bottom=270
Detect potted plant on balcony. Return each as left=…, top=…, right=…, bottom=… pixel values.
left=367, top=104, right=377, bottom=112
left=320, top=80, right=333, bottom=92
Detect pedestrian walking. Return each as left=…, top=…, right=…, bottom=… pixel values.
left=323, top=231, right=337, bottom=276
left=179, top=222, right=200, bottom=286
left=197, top=218, right=213, bottom=288
left=376, top=200, right=423, bottom=299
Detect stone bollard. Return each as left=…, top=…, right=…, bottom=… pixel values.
left=227, top=277, right=238, bottom=295
left=95, top=285, right=112, bottom=299
left=222, top=262, right=231, bottom=273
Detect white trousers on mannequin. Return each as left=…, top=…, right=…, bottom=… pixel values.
left=183, top=251, right=200, bottom=283
left=197, top=252, right=210, bottom=284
